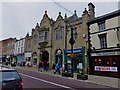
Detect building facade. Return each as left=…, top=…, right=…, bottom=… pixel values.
left=24, top=33, right=32, bottom=66
left=14, top=38, right=25, bottom=65
left=28, top=3, right=95, bottom=74
left=1, top=38, right=16, bottom=64
left=31, top=11, right=54, bottom=68
left=87, top=9, right=120, bottom=77
left=64, top=3, right=95, bottom=74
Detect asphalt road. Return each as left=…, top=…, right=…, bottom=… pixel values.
left=16, top=68, right=114, bottom=90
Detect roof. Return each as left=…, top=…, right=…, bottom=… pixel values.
left=87, top=9, right=120, bottom=25
left=67, top=12, right=79, bottom=24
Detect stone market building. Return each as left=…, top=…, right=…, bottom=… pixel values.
left=26, top=3, right=95, bottom=74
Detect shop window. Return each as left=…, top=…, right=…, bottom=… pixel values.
left=94, top=59, right=98, bottom=65
left=98, top=58, right=105, bottom=66
left=112, top=58, right=117, bottom=66
left=98, top=59, right=102, bottom=66
left=106, top=59, right=110, bottom=66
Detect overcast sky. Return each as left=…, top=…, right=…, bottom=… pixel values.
left=0, top=0, right=120, bottom=40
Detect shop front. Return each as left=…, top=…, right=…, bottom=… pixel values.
left=89, top=50, right=120, bottom=78
left=25, top=52, right=32, bottom=66
left=64, top=47, right=85, bottom=73
left=16, top=54, right=24, bottom=65
left=32, top=52, right=37, bottom=66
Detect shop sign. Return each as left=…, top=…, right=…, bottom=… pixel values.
left=64, top=48, right=82, bottom=53
left=25, top=52, right=32, bottom=57
left=95, top=66, right=118, bottom=72
left=91, top=51, right=120, bottom=56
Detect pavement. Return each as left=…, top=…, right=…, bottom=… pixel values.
left=6, top=65, right=120, bottom=88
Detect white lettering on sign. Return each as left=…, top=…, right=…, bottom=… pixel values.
left=91, top=51, right=120, bottom=56
left=95, top=66, right=118, bottom=72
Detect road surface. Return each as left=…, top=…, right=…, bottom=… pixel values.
left=16, top=68, right=114, bottom=90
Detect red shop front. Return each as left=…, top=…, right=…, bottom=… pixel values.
left=89, top=51, right=120, bottom=78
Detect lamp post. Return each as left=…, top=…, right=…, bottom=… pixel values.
left=69, top=26, right=75, bottom=76
left=65, top=14, right=69, bottom=49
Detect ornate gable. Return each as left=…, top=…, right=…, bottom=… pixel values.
left=40, top=11, right=52, bottom=27
left=54, top=12, right=64, bottom=29
left=56, top=12, right=63, bottom=22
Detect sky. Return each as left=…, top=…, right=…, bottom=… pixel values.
left=0, top=0, right=120, bottom=40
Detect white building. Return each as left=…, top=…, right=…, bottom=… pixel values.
left=14, top=38, right=25, bottom=64
left=87, top=9, right=120, bottom=78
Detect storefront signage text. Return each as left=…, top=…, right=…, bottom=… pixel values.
left=64, top=48, right=82, bottom=53
left=95, top=66, right=118, bottom=72
left=91, top=51, right=120, bottom=56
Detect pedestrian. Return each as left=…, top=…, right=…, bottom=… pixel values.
left=54, top=62, right=61, bottom=75
left=62, top=64, right=65, bottom=73
left=46, top=61, right=49, bottom=71
left=65, top=63, right=67, bottom=72
left=23, top=61, right=26, bottom=67
left=44, top=61, right=47, bottom=71
left=77, top=60, right=83, bottom=74
left=52, top=64, right=55, bottom=73
left=38, top=61, right=42, bottom=72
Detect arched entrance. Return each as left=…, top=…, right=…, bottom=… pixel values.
left=55, top=49, right=63, bottom=66
left=40, top=50, right=49, bottom=62
left=40, top=50, right=49, bottom=70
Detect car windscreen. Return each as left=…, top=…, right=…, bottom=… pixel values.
left=0, top=71, right=21, bottom=81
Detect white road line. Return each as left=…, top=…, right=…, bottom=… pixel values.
left=20, top=73, right=75, bottom=89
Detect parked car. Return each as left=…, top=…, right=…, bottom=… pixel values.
left=0, top=66, right=23, bottom=90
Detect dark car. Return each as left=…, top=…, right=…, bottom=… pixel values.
left=0, top=66, right=23, bottom=90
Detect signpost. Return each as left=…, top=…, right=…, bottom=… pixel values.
left=69, top=27, right=75, bottom=76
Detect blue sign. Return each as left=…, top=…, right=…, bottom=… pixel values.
left=64, top=47, right=83, bottom=53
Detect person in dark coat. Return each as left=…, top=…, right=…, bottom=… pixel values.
left=23, top=61, right=26, bottom=67
left=52, top=64, right=55, bottom=73
left=38, top=61, right=42, bottom=72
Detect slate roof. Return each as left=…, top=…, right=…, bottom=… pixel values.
left=87, top=9, right=120, bottom=25
left=67, top=13, right=80, bottom=24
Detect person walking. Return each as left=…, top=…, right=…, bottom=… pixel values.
left=54, top=62, right=61, bottom=75
left=52, top=64, right=55, bottom=73
left=38, top=61, right=42, bottom=72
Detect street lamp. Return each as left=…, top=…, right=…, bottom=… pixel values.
left=69, top=26, right=75, bottom=76
left=65, top=14, right=69, bottom=49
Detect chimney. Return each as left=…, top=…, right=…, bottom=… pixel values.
left=88, top=2, right=95, bottom=18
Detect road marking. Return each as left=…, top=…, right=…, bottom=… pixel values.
left=20, top=73, right=76, bottom=89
